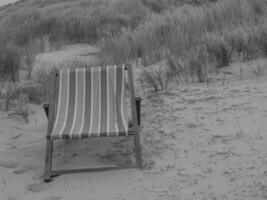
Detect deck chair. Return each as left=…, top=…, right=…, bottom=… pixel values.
left=44, top=64, right=143, bottom=182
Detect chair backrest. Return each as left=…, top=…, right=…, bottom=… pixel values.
left=49, top=65, right=135, bottom=139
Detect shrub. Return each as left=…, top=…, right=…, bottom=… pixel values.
left=256, top=25, right=267, bottom=57
left=0, top=82, right=18, bottom=111
left=34, top=66, right=60, bottom=103
left=139, top=60, right=173, bottom=91
left=188, top=46, right=208, bottom=82
left=224, top=25, right=267, bottom=61
left=13, top=92, right=30, bottom=123
left=141, top=0, right=168, bottom=13
left=0, top=82, right=29, bottom=122
left=166, top=54, right=183, bottom=85
left=0, top=44, right=21, bottom=82
left=204, top=33, right=230, bottom=68
left=23, top=40, right=40, bottom=79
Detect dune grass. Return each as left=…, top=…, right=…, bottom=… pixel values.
left=0, top=0, right=223, bottom=85
left=0, top=0, right=226, bottom=47
left=0, top=0, right=266, bottom=94
left=0, top=43, right=21, bottom=82
left=0, top=0, right=149, bottom=46
left=101, top=0, right=267, bottom=84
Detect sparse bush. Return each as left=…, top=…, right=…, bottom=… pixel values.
left=0, top=44, right=21, bottom=82
left=257, top=25, right=267, bottom=57
left=34, top=70, right=51, bottom=102
left=140, top=70, right=159, bottom=92
left=141, top=0, right=168, bottom=13
left=249, top=61, right=265, bottom=79
left=24, top=40, right=39, bottom=79
left=0, top=81, right=45, bottom=122
left=189, top=54, right=205, bottom=83
left=0, top=82, right=18, bottom=111
left=13, top=92, right=30, bottom=123
left=0, top=81, right=43, bottom=108
left=34, top=67, right=59, bottom=102
left=166, top=55, right=183, bottom=85
left=224, top=25, right=267, bottom=61
left=204, top=33, right=230, bottom=68
left=0, top=82, right=28, bottom=122
left=140, top=60, right=172, bottom=91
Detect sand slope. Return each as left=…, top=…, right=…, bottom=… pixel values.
left=0, top=57, right=267, bottom=200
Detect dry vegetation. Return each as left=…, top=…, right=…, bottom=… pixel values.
left=0, top=0, right=266, bottom=115
left=101, top=0, right=267, bottom=87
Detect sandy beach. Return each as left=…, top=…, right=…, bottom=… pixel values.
left=0, top=45, right=266, bottom=199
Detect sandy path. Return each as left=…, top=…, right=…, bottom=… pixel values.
left=140, top=79, right=267, bottom=199
left=0, top=58, right=267, bottom=200
left=32, top=44, right=100, bottom=75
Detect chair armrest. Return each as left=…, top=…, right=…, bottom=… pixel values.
left=43, top=104, right=49, bottom=118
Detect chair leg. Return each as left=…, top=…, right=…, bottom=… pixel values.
left=44, top=139, right=53, bottom=182
left=135, top=97, right=141, bottom=126
left=133, top=132, right=143, bottom=169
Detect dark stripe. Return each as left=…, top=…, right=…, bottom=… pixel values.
left=116, top=65, right=125, bottom=136
left=51, top=71, right=68, bottom=139
left=70, top=69, right=85, bottom=138
left=90, top=67, right=101, bottom=137
left=50, top=131, right=128, bottom=139
left=61, top=70, right=76, bottom=139
left=100, top=66, right=108, bottom=136
left=107, top=66, right=117, bottom=136
left=81, top=68, right=92, bottom=138
left=121, top=64, right=128, bottom=134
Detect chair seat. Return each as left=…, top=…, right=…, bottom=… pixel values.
left=49, top=66, right=129, bottom=140
left=48, top=124, right=134, bottom=140
left=47, top=121, right=134, bottom=140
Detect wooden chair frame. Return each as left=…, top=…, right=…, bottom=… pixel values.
left=44, top=64, right=143, bottom=182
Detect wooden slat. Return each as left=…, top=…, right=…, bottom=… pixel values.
left=126, top=64, right=143, bottom=169
left=47, top=71, right=59, bottom=137
left=44, top=139, right=53, bottom=182
left=50, top=166, right=136, bottom=176
left=44, top=72, right=59, bottom=182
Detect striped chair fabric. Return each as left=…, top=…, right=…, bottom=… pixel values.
left=49, top=65, right=129, bottom=140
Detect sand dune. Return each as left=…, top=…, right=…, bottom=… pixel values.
left=0, top=49, right=267, bottom=199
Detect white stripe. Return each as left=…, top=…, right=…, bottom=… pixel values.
left=88, top=67, right=94, bottom=137
left=98, top=67, right=101, bottom=136
left=69, top=68, right=78, bottom=139
left=114, top=65, right=119, bottom=135
left=121, top=65, right=128, bottom=134
left=59, top=69, right=70, bottom=139
left=78, top=68, right=86, bottom=138
left=107, top=66, right=110, bottom=136
left=51, top=71, right=62, bottom=137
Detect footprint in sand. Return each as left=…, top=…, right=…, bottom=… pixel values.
left=6, top=196, right=17, bottom=200
left=45, top=196, right=62, bottom=200
left=13, top=168, right=27, bottom=174
left=32, top=171, right=43, bottom=181
left=27, top=182, right=51, bottom=193
left=0, top=158, right=19, bottom=169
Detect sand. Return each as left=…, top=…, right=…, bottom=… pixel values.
left=0, top=46, right=266, bottom=199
